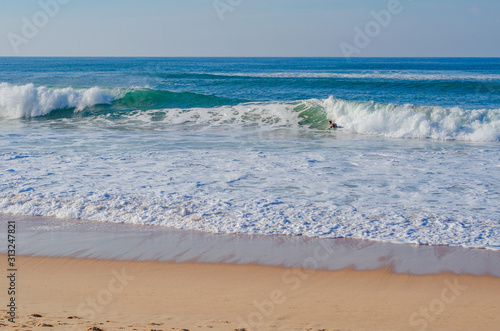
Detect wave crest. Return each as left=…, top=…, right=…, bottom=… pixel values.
left=0, top=83, right=244, bottom=119
left=0, top=83, right=115, bottom=119
left=321, top=97, right=500, bottom=141
left=1, top=83, right=498, bottom=141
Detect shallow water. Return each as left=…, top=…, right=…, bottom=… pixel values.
left=2, top=214, right=499, bottom=276
left=0, top=58, right=499, bottom=249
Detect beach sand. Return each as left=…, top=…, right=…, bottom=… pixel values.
left=1, top=255, right=499, bottom=331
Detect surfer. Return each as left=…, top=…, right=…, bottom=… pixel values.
left=329, top=120, right=338, bottom=129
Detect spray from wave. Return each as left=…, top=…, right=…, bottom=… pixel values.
left=0, top=83, right=115, bottom=119
left=0, top=83, right=244, bottom=120
left=320, top=97, right=500, bottom=141
left=1, top=83, right=498, bottom=141
left=89, top=97, right=499, bottom=141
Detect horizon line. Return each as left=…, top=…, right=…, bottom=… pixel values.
left=1, top=56, right=499, bottom=59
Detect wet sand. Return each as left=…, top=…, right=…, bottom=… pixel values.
left=0, top=214, right=499, bottom=330
left=1, top=255, right=500, bottom=331
left=2, top=214, right=500, bottom=276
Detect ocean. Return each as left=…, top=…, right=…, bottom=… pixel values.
left=0, top=57, right=499, bottom=250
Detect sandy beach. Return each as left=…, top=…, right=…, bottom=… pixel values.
left=1, top=254, right=499, bottom=331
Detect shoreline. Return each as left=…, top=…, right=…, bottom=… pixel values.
left=1, top=215, right=500, bottom=329
left=1, top=255, right=500, bottom=330
left=1, top=214, right=500, bottom=276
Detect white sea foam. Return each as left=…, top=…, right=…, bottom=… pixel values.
left=94, top=98, right=500, bottom=142
left=115, top=103, right=305, bottom=128
left=0, top=140, right=499, bottom=250
left=0, top=83, right=114, bottom=119
left=1, top=59, right=498, bottom=252
left=320, top=97, right=500, bottom=141
left=1, top=83, right=497, bottom=142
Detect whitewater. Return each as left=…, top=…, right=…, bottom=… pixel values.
left=1, top=83, right=498, bottom=141
left=0, top=57, right=499, bottom=250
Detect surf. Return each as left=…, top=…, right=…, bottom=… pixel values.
left=320, top=96, right=500, bottom=141
left=0, top=83, right=114, bottom=119
left=0, top=83, right=244, bottom=120
left=1, top=83, right=499, bottom=142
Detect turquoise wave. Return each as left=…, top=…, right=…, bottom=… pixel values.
left=0, top=83, right=245, bottom=119
left=1, top=83, right=498, bottom=141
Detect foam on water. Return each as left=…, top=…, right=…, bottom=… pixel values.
left=321, top=97, right=500, bottom=141
left=0, top=126, right=499, bottom=250
left=0, top=83, right=115, bottom=119
left=1, top=83, right=498, bottom=142
left=0, top=59, right=499, bottom=252
left=85, top=98, right=500, bottom=142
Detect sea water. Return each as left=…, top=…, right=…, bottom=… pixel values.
left=0, top=57, right=499, bottom=249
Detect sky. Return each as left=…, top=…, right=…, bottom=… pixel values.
left=0, top=0, right=499, bottom=57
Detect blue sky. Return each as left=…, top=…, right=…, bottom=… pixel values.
left=0, top=0, right=499, bottom=57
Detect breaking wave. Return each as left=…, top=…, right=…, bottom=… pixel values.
left=0, top=83, right=242, bottom=120
left=0, top=83, right=115, bottom=119
left=1, top=83, right=498, bottom=141
left=320, top=97, right=500, bottom=141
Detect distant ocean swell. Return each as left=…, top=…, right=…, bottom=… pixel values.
left=147, top=71, right=500, bottom=81
left=1, top=83, right=499, bottom=141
